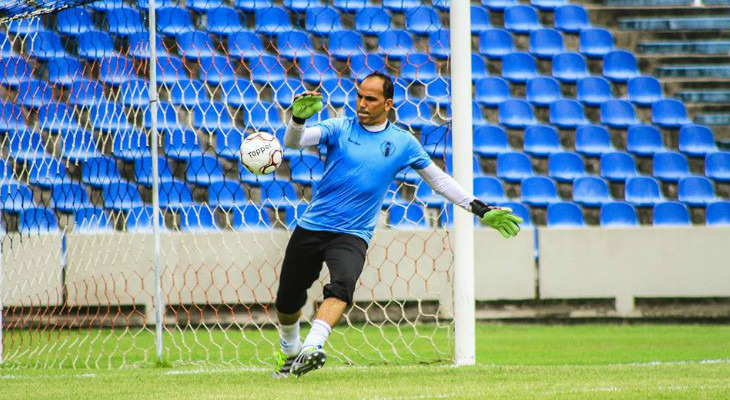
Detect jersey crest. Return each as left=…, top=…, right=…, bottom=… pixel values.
left=381, top=141, right=396, bottom=157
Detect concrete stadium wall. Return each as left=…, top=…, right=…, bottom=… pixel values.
left=2, top=227, right=728, bottom=321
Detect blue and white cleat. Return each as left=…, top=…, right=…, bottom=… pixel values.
left=290, top=346, right=326, bottom=377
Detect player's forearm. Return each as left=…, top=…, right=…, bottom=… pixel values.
left=284, top=119, right=322, bottom=149
left=416, top=164, right=475, bottom=211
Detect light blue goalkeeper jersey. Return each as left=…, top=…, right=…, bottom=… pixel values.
left=297, top=117, right=432, bottom=243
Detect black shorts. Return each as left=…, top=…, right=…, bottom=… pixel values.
left=275, top=226, right=368, bottom=314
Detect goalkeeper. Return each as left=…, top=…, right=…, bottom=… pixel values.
left=274, top=72, right=522, bottom=378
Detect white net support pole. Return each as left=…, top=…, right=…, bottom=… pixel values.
left=147, top=0, right=164, bottom=364
left=450, top=0, right=476, bottom=366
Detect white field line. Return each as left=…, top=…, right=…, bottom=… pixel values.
left=360, top=395, right=454, bottom=400
left=546, top=383, right=730, bottom=396
left=612, top=359, right=730, bottom=367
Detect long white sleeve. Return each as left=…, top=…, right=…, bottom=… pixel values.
left=416, top=163, right=476, bottom=211
left=284, top=120, right=323, bottom=149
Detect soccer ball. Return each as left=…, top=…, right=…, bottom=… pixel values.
left=240, top=131, right=283, bottom=175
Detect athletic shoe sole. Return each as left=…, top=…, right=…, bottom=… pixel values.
left=291, top=349, right=326, bottom=377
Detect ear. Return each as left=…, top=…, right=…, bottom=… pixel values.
left=384, top=98, right=394, bottom=111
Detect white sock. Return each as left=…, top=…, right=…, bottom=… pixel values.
left=279, top=321, right=301, bottom=356
left=301, top=319, right=332, bottom=350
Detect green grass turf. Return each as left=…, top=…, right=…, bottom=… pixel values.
left=2, top=324, right=729, bottom=400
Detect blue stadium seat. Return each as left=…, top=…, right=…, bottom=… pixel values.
left=159, top=180, right=195, bottom=210
left=521, top=176, right=559, bottom=206
left=51, top=182, right=93, bottom=212
left=239, top=161, right=278, bottom=186
left=329, top=30, right=364, bottom=60
left=306, top=7, right=342, bottom=35
left=501, top=52, right=539, bottom=83
left=61, top=130, right=100, bottom=163
left=27, top=157, right=67, bottom=189
left=272, top=78, right=305, bottom=108
left=395, top=102, right=432, bottom=130
left=168, top=79, right=209, bottom=108
left=284, top=0, right=321, bottom=11
left=0, top=160, right=17, bottom=183
left=88, top=101, right=133, bottom=133
left=532, top=0, right=565, bottom=10
left=227, top=31, right=265, bottom=60
left=705, top=152, right=730, bottom=182
left=334, top=0, right=370, bottom=12
left=499, top=98, right=538, bottom=128
left=653, top=201, right=690, bottom=226
left=187, top=0, right=225, bottom=11
left=383, top=0, right=420, bottom=11
left=126, top=206, right=165, bottom=233
left=277, top=31, right=314, bottom=59
left=209, top=180, right=248, bottom=209
left=113, top=130, right=151, bottom=161
left=432, top=0, right=449, bottom=10
left=497, top=152, right=533, bottom=182
left=554, top=4, right=590, bottom=33
left=261, top=180, right=299, bottom=207
left=627, top=76, right=663, bottom=106
left=176, top=31, right=218, bottom=60
left=547, top=202, right=584, bottom=227
left=549, top=99, right=590, bottom=129
left=88, top=0, right=127, bottom=11
left=471, top=54, right=490, bottom=80
left=232, top=204, right=271, bottom=230
left=479, top=29, right=514, bottom=59
left=474, top=125, right=511, bottom=156
left=74, top=207, right=114, bottom=233
left=296, top=54, right=338, bottom=84
left=1, top=183, right=36, bottom=212
left=0, top=57, right=34, bottom=87
left=348, top=53, right=386, bottom=79
left=423, top=77, right=450, bottom=106
left=249, top=54, right=288, bottom=84
left=206, top=7, right=245, bottom=35
left=498, top=202, right=532, bottom=227
left=56, top=8, right=95, bottom=36
left=192, top=102, right=235, bottom=133
left=6, top=18, right=48, bottom=36
left=579, top=28, right=614, bottom=59
left=415, top=180, right=447, bottom=207
left=157, top=7, right=195, bottom=36
left=601, top=99, right=640, bottom=128
left=212, top=128, right=242, bottom=161
left=321, top=78, right=356, bottom=107
left=678, top=176, right=715, bottom=206
left=245, top=101, right=283, bottom=131
left=420, top=125, right=451, bottom=157
left=548, top=152, right=585, bottom=182
left=137, top=0, right=177, bottom=8
left=429, top=30, right=450, bottom=59
left=19, top=207, right=60, bottom=235
left=83, top=156, right=121, bottom=189
left=16, top=80, right=53, bottom=109
left=706, top=201, right=730, bottom=226
left=475, top=77, right=511, bottom=107
left=77, top=31, right=118, bottom=60
left=99, top=56, right=138, bottom=85
left=470, top=5, right=492, bottom=33
left=601, top=152, right=637, bottom=181
left=389, top=203, right=429, bottom=229
left=678, top=125, right=717, bottom=156
left=482, top=0, right=516, bottom=10
left=524, top=125, right=562, bottom=156
left=255, top=6, right=293, bottom=35
left=103, top=181, right=144, bottom=211
left=0, top=103, right=27, bottom=133
left=219, top=80, right=258, bottom=109
left=653, top=151, right=690, bottom=182
left=625, top=176, right=663, bottom=206
left=603, top=50, right=640, bottom=82
left=129, top=33, right=171, bottom=60
left=199, top=55, right=238, bottom=85
left=117, top=79, right=150, bottom=108
left=529, top=29, right=564, bottom=59
left=105, top=7, right=146, bottom=36
left=0, top=33, right=16, bottom=57
left=652, top=99, right=692, bottom=128
left=378, top=29, right=415, bottom=59
left=526, top=76, right=562, bottom=106
left=626, top=125, right=665, bottom=156
left=355, top=7, right=391, bottom=34
left=600, top=202, right=638, bottom=227
left=235, top=0, right=273, bottom=11
left=135, top=156, right=175, bottom=187
left=164, top=128, right=204, bottom=161
left=8, top=129, right=49, bottom=162
left=401, top=53, right=439, bottom=82
left=26, top=31, right=68, bottom=60
left=406, top=6, right=442, bottom=35
left=474, top=176, right=508, bottom=204
left=504, top=5, right=542, bottom=33
left=576, top=76, right=612, bottom=106
left=67, top=79, right=105, bottom=107
left=552, top=52, right=589, bottom=83
left=180, top=205, right=219, bottom=232
left=36, top=103, right=79, bottom=134
left=573, top=176, right=612, bottom=206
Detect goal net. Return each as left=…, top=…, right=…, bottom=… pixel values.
left=0, top=0, right=456, bottom=368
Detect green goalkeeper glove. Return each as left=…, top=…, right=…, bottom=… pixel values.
left=482, top=208, right=523, bottom=239
left=291, top=92, right=323, bottom=124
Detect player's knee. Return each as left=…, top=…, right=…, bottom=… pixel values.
left=275, top=291, right=307, bottom=315
left=323, top=279, right=356, bottom=305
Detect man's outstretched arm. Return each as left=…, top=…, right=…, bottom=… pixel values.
left=416, top=164, right=523, bottom=238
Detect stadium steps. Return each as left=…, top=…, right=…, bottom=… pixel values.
left=618, top=17, right=730, bottom=31
left=655, top=65, right=730, bottom=79
left=637, top=40, right=730, bottom=55
left=676, top=91, right=730, bottom=104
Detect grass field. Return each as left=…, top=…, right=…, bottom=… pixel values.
left=2, top=324, right=729, bottom=399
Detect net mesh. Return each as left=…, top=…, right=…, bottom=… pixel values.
left=0, top=0, right=455, bottom=368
